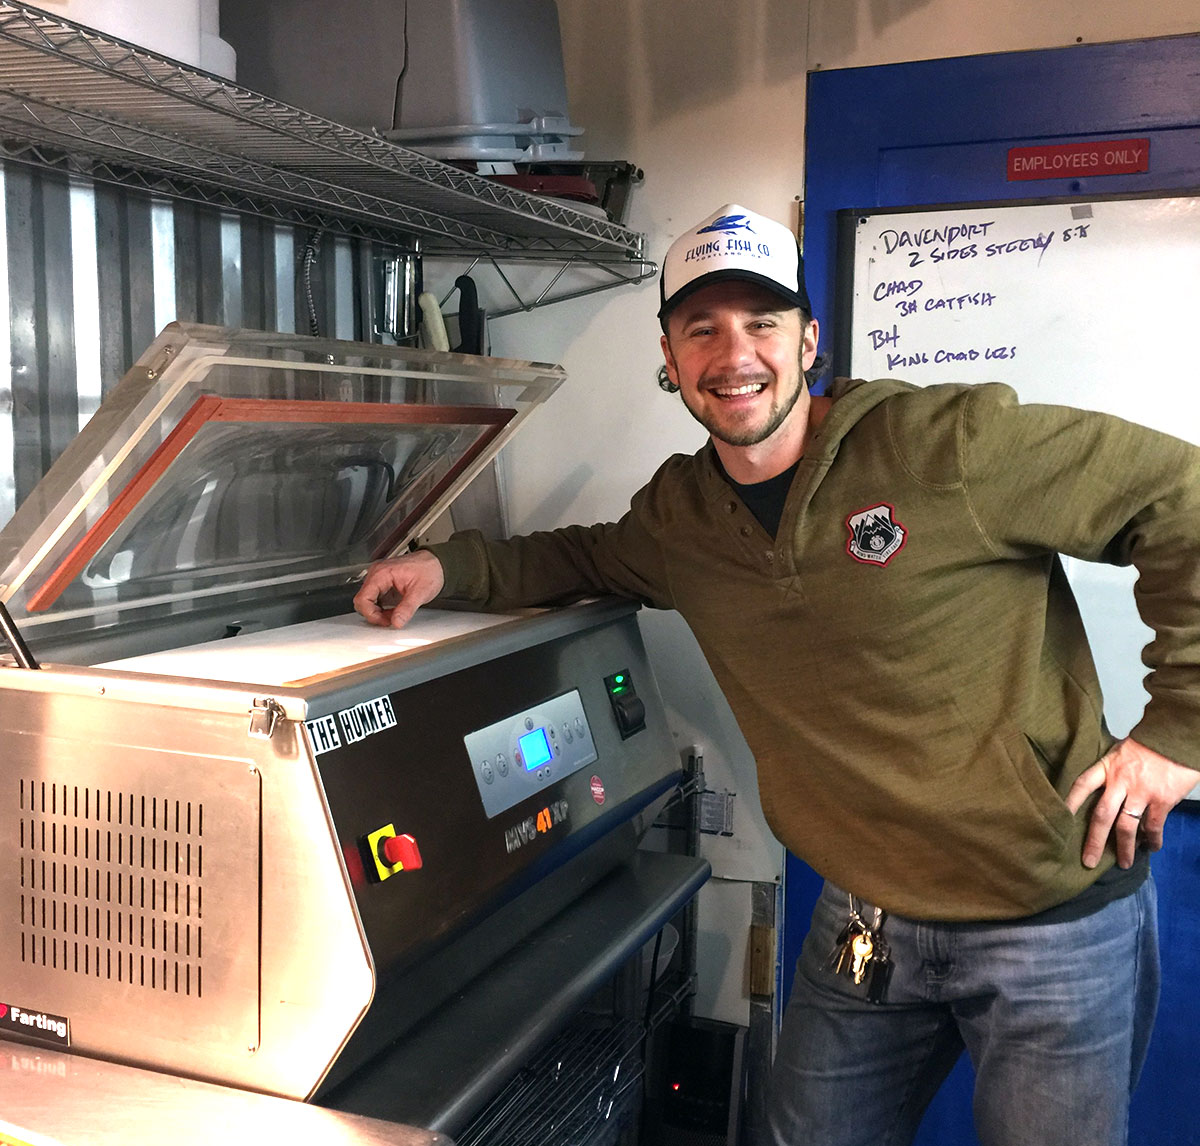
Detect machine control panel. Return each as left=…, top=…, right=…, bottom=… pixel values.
left=464, top=689, right=597, bottom=819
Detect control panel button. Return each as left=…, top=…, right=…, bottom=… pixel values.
left=381, top=833, right=423, bottom=871
left=612, top=694, right=646, bottom=736
left=496, top=753, right=509, bottom=777
left=364, top=824, right=422, bottom=882
left=480, top=760, right=495, bottom=784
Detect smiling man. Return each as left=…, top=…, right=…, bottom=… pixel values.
left=354, top=204, right=1200, bottom=1146
left=662, top=278, right=819, bottom=465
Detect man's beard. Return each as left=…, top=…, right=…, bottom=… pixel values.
left=680, top=368, right=805, bottom=448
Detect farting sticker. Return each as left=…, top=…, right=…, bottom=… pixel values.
left=846, top=503, right=907, bottom=566
left=0, top=1001, right=70, bottom=1049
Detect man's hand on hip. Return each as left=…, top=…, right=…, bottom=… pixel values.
left=1065, top=737, right=1198, bottom=869
left=353, top=550, right=446, bottom=628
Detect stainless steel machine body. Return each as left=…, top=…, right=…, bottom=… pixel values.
left=0, top=326, right=703, bottom=1131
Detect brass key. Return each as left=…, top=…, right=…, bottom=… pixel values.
left=850, top=931, right=874, bottom=984
left=825, top=905, right=866, bottom=974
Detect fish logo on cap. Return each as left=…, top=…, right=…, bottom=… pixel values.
left=697, top=213, right=757, bottom=236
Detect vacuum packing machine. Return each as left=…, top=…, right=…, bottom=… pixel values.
left=0, top=324, right=708, bottom=1141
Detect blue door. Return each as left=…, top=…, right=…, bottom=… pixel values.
left=797, top=35, right=1200, bottom=1146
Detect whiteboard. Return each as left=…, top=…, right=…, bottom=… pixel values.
left=840, top=194, right=1200, bottom=763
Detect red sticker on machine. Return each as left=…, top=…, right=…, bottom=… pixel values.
left=590, top=775, right=606, bottom=805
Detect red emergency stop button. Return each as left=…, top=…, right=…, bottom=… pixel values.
left=364, top=824, right=424, bottom=881
left=381, top=832, right=423, bottom=871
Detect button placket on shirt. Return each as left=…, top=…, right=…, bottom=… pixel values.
left=722, top=496, right=780, bottom=573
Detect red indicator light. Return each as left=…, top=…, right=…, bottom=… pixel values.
left=671, top=1082, right=681, bottom=1091
left=342, top=842, right=368, bottom=888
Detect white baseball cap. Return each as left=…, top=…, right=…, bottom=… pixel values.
left=658, top=203, right=812, bottom=322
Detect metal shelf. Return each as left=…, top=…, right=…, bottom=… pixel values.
left=0, top=1, right=652, bottom=281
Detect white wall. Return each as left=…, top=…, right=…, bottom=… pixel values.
left=481, top=0, right=1200, bottom=1025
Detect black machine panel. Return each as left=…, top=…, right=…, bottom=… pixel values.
left=310, top=612, right=681, bottom=981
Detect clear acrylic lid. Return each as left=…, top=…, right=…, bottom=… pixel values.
left=0, top=323, right=563, bottom=633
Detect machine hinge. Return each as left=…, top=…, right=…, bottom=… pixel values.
left=144, top=344, right=176, bottom=379
left=248, top=696, right=285, bottom=740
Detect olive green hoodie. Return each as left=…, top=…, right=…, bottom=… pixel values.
left=429, top=378, right=1200, bottom=920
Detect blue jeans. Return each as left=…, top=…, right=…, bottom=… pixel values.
left=766, top=877, right=1160, bottom=1146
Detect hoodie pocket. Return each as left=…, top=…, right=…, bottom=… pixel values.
left=1001, top=730, right=1074, bottom=844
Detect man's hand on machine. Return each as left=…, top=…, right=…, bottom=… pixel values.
left=353, top=550, right=446, bottom=628
left=1066, top=737, right=1199, bottom=870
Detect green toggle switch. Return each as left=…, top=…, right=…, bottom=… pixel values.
left=604, top=669, right=646, bottom=739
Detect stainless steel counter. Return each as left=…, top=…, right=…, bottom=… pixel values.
left=0, top=1038, right=451, bottom=1146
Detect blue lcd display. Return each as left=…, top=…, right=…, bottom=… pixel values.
left=519, top=726, right=552, bottom=770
